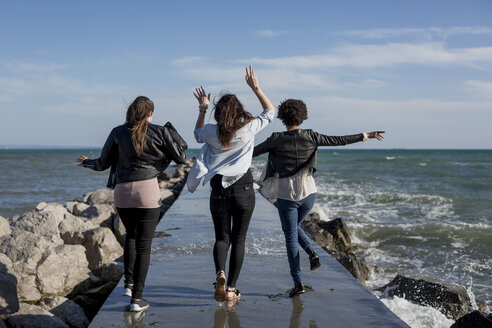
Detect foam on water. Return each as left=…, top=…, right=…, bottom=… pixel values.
left=379, top=296, right=455, bottom=328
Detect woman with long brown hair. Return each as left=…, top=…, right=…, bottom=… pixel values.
left=187, top=66, right=275, bottom=302
left=77, top=96, right=185, bottom=312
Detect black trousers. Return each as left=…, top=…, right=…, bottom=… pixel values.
left=116, top=207, right=160, bottom=299
left=210, top=170, right=255, bottom=287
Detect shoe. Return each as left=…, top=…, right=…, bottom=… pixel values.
left=130, top=298, right=149, bottom=312
left=123, top=284, right=133, bottom=297
left=289, top=282, right=305, bottom=297
left=225, top=287, right=241, bottom=300
left=309, top=252, right=321, bottom=271
left=214, top=270, right=226, bottom=302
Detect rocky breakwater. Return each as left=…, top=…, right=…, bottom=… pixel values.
left=0, top=161, right=192, bottom=328
left=301, top=212, right=491, bottom=326
left=301, top=212, right=371, bottom=286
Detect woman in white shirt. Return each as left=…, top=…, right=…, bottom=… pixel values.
left=187, top=66, right=275, bottom=302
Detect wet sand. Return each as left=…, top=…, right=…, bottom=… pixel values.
left=89, top=185, right=409, bottom=328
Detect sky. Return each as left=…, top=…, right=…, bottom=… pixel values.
left=0, top=0, right=491, bottom=149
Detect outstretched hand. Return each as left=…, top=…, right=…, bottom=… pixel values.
left=193, top=86, right=210, bottom=106
left=367, top=131, right=385, bottom=141
left=76, top=156, right=88, bottom=166
left=245, top=66, right=259, bottom=90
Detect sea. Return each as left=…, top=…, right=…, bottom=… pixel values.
left=0, top=148, right=490, bottom=328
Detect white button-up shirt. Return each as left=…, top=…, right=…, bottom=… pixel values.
left=187, top=109, right=274, bottom=192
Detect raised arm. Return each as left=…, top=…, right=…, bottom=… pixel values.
left=245, top=66, right=275, bottom=115
left=312, top=130, right=385, bottom=146
left=193, top=86, right=210, bottom=131
left=76, top=128, right=116, bottom=171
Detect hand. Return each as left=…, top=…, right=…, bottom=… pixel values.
left=245, top=66, right=259, bottom=90
left=76, top=156, right=88, bottom=166
left=366, top=131, right=385, bottom=141
left=193, top=86, right=210, bottom=106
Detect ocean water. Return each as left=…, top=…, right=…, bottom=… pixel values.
left=1, top=148, right=491, bottom=327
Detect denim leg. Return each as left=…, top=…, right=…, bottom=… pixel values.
left=277, top=198, right=302, bottom=283
left=297, top=193, right=317, bottom=256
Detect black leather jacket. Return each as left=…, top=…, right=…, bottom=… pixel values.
left=253, top=129, right=363, bottom=180
left=82, top=123, right=176, bottom=188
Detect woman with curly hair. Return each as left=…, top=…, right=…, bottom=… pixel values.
left=187, top=66, right=275, bottom=302
left=253, top=99, right=384, bottom=297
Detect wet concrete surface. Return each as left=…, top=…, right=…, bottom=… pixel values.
left=89, top=185, right=409, bottom=328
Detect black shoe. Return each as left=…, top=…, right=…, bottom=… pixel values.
left=289, top=282, right=305, bottom=297
left=309, top=252, right=321, bottom=271
left=130, top=298, right=149, bottom=312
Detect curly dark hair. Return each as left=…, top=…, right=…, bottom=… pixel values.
left=277, top=99, right=308, bottom=126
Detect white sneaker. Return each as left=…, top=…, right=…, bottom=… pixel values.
left=123, top=284, right=133, bottom=297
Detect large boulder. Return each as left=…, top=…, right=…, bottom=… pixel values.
left=95, top=261, right=124, bottom=283
left=112, top=213, right=126, bottom=245
left=377, top=275, right=490, bottom=320
left=73, top=204, right=116, bottom=227
left=58, top=213, right=96, bottom=245
left=83, top=189, right=114, bottom=205
left=451, top=310, right=492, bottom=328
left=82, top=228, right=123, bottom=271
left=39, top=296, right=89, bottom=328
left=5, top=303, right=69, bottom=328
left=36, top=244, right=90, bottom=296
left=10, top=210, right=63, bottom=244
left=72, top=281, right=118, bottom=321
left=336, top=253, right=371, bottom=286
left=0, top=216, right=10, bottom=238
left=0, top=254, right=19, bottom=315
left=35, top=202, right=69, bottom=226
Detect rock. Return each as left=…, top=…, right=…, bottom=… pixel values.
left=58, top=213, right=96, bottom=245
left=83, top=228, right=123, bottom=271
left=112, top=213, right=126, bottom=245
left=0, top=229, right=55, bottom=275
left=11, top=210, right=63, bottom=244
left=173, top=165, right=186, bottom=178
left=36, top=202, right=68, bottom=226
left=36, top=244, right=90, bottom=296
left=0, top=216, right=11, bottom=238
left=159, top=180, right=173, bottom=189
left=73, top=281, right=117, bottom=320
left=83, top=189, right=114, bottom=205
left=158, top=171, right=172, bottom=181
left=5, top=303, right=69, bottom=328
left=73, top=204, right=116, bottom=227
left=336, top=253, right=371, bottom=286
left=0, top=254, right=19, bottom=315
left=17, top=275, right=41, bottom=302
left=451, top=310, right=492, bottom=328
left=377, top=275, right=490, bottom=320
left=39, top=296, right=89, bottom=328
left=0, top=319, right=6, bottom=328
left=301, top=214, right=338, bottom=255
left=95, top=261, right=124, bottom=282
left=65, top=201, right=79, bottom=214
left=161, top=188, right=175, bottom=206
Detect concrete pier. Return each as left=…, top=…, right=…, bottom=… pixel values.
left=89, top=185, right=409, bottom=327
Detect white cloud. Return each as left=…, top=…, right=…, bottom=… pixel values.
left=172, top=56, right=205, bottom=66
left=4, top=61, right=66, bottom=73
left=464, top=80, right=492, bottom=98
left=243, top=42, right=492, bottom=69
left=340, top=26, right=492, bottom=39
left=255, top=29, right=285, bottom=37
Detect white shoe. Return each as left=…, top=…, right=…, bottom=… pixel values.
left=123, top=284, right=133, bottom=297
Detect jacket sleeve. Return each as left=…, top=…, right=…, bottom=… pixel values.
left=312, top=131, right=364, bottom=147
left=82, top=128, right=116, bottom=171
left=253, top=135, right=274, bottom=157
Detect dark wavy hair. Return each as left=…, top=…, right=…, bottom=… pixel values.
left=125, top=96, right=154, bottom=156
left=277, top=99, right=308, bottom=127
left=214, top=94, right=254, bottom=148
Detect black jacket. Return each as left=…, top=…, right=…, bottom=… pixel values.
left=253, top=129, right=363, bottom=181
left=82, top=123, right=178, bottom=188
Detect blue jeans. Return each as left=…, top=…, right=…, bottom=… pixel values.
left=277, top=193, right=316, bottom=283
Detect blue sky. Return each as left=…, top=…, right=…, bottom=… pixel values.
left=1, top=0, right=491, bottom=149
